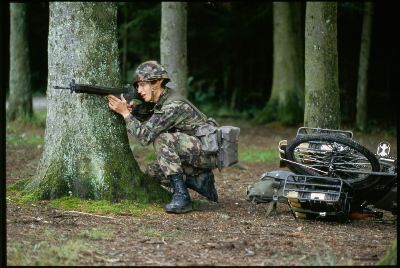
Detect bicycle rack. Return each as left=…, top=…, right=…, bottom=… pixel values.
left=282, top=174, right=351, bottom=222
left=296, top=127, right=353, bottom=138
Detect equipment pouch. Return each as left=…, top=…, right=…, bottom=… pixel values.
left=217, top=126, right=240, bottom=170
left=246, top=170, right=295, bottom=204
left=195, top=124, right=219, bottom=154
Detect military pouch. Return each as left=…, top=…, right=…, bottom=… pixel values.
left=195, top=124, right=240, bottom=170
left=195, top=124, right=219, bottom=154
left=217, top=126, right=240, bottom=170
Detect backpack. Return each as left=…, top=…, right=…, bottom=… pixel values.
left=246, top=170, right=295, bottom=215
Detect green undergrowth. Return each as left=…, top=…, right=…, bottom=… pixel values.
left=78, top=227, right=115, bottom=241
left=6, top=132, right=44, bottom=147
left=239, top=148, right=279, bottom=163
left=48, top=196, right=164, bottom=216
left=6, top=110, right=47, bottom=131
left=6, top=110, right=46, bottom=147
left=7, top=239, right=90, bottom=266
left=7, top=178, right=166, bottom=216
left=377, top=239, right=397, bottom=265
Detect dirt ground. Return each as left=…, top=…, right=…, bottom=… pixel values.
left=6, top=119, right=397, bottom=266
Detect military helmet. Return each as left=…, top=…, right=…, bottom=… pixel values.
left=133, top=60, right=170, bottom=88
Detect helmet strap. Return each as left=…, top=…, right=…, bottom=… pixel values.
left=150, top=88, right=156, bottom=102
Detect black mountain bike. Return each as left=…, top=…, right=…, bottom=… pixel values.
left=278, top=127, right=397, bottom=222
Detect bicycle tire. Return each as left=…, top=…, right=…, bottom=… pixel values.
left=285, top=133, right=380, bottom=190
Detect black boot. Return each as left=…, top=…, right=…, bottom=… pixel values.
left=165, top=174, right=192, bottom=214
left=185, top=170, right=218, bottom=202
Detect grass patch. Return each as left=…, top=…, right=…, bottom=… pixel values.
left=6, top=110, right=47, bottom=131
left=239, top=148, right=279, bottom=163
left=7, top=239, right=89, bottom=266
left=6, top=110, right=46, bottom=147
left=6, top=132, right=44, bottom=147
left=377, top=239, right=397, bottom=265
left=6, top=179, right=42, bottom=204
left=78, top=227, right=114, bottom=241
left=48, top=196, right=164, bottom=216
left=7, top=178, right=165, bottom=216
left=266, top=252, right=351, bottom=266
left=139, top=227, right=182, bottom=238
left=302, top=252, right=340, bottom=266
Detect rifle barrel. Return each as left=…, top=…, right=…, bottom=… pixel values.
left=75, top=84, right=129, bottom=95
left=53, top=86, right=71, bottom=89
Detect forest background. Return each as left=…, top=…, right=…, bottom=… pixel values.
left=2, top=1, right=397, bottom=129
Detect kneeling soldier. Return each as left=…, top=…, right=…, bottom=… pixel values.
left=108, top=60, right=218, bottom=213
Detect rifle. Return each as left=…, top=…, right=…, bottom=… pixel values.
left=54, top=79, right=154, bottom=121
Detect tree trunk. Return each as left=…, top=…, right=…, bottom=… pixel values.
left=122, top=4, right=128, bottom=82
left=356, top=2, right=373, bottom=131
left=28, top=3, right=167, bottom=202
left=255, top=2, right=304, bottom=125
left=160, top=2, right=188, bottom=97
left=304, top=2, right=340, bottom=129
left=8, top=3, right=33, bottom=121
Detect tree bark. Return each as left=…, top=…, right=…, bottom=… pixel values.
left=28, top=3, right=167, bottom=202
left=8, top=3, right=33, bottom=121
left=122, top=4, right=128, bottom=82
left=160, top=2, right=188, bottom=97
left=255, top=2, right=304, bottom=125
left=356, top=2, right=373, bottom=131
left=304, top=2, right=340, bottom=129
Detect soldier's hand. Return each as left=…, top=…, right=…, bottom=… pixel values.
left=107, top=94, right=130, bottom=118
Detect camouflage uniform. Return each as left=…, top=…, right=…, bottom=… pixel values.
left=125, top=61, right=218, bottom=213
left=124, top=87, right=217, bottom=178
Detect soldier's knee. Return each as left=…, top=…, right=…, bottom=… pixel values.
left=154, top=133, right=175, bottom=150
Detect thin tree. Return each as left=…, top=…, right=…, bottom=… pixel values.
left=160, top=2, right=188, bottom=96
left=255, top=2, right=304, bottom=125
left=8, top=3, right=33, bottom=121
left=27, top=3, right=167, bottom=202
left=304, top=2, right=340, bottom=129
left=356, top=2, right=373, bottom=131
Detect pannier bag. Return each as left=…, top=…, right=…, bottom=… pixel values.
left=246, top=170, right=295, bottom=203
left=246, top=170, right=295, bottom=215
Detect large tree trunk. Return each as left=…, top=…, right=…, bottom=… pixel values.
left=28, top=3, right=167, bottom=202
left=160, top=2, right=188, bottom=97
left=356, top=2, right=373, bottom=131
left=304, top=2, right=340, bottom=129
left=8, top=3, right=33, bottom=121
left=255, top=2, right=304, bottom=125
left=121, top=3, right=129, bottom=82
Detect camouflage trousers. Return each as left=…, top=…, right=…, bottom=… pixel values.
left=146, top=132, right=217, bottom=180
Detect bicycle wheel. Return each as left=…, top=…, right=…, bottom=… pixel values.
left=285, top=133, right=380, bottom=190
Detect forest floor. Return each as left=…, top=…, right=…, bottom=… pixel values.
left=5, top=111, right=397, bottom=266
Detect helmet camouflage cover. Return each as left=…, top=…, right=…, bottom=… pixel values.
left=133, top=60, right=170, bottom=88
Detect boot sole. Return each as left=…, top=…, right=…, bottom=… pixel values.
left=165, top=206, right=193, bottom=214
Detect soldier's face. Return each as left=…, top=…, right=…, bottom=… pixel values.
left=137, top=80, right=163, bottom=103
left=137, top=82, right=153, bottom=102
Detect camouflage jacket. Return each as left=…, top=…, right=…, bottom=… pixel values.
left=124, top=87, right=209, bottom=146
